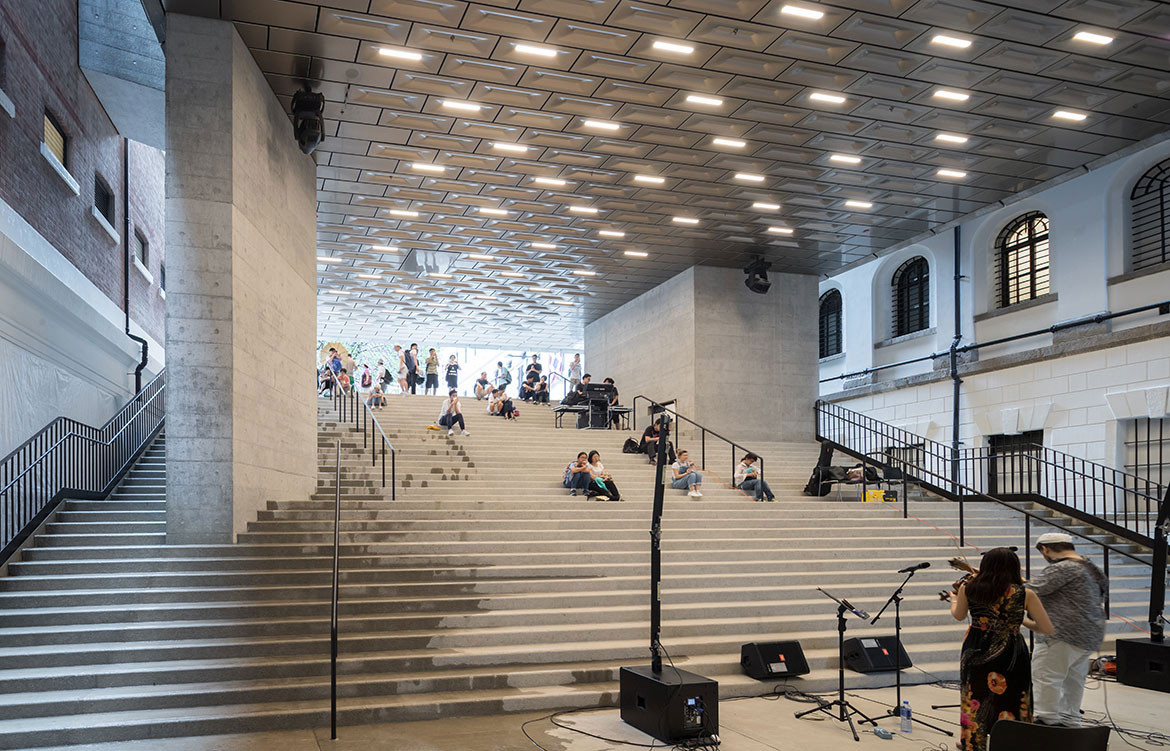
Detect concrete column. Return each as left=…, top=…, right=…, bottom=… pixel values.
left=164, top=14, right=317, bottom=544
left=585, top=265, right=818, bottom=444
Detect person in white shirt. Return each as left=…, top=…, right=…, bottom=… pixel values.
left=587, top=450, right=621, bottom=502
left=671, top=450, right=703, bottom=498
left=394, top=345, right=408, bottom=395
left=438, top=389, right=469, bottom=436
left=734, top=452, right=774, bottom=502
left=568, top=354, right=582, bottom=386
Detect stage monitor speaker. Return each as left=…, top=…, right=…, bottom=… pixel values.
left=620, top=665, right=719, bottom=743
left=1116, top=638, right=1170, bottom=694
left=843, top=636, right=912, bottom=673
left=740, top=641, right=810, bottom=680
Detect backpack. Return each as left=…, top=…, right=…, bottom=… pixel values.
left=622, top=438, right=640, bottom=454
left=361, top=372, right=372, bottom=388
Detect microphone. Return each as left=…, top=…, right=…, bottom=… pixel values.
left=841, top=598, right=870, bottom=620
left=898, top=562, right=931, bottom=574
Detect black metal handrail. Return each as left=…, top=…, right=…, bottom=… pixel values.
left=816, top=399, right=1167, bottom=635
left=329, top=387, right=396, bottom=500
left=1, top=370, right=166, bottom=563
left=631, top=395, right=762, bottom=489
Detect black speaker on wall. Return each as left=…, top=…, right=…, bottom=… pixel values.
left=740, top=641, right=810, bottom=680
left=843, top=636, right=913, bottom=673
left=1116, top=638, right=1170, bottom=694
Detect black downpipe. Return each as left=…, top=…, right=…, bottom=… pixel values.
left=950, top=226, right=963, bottom=545
left=122, top=137, right=148, bottom=393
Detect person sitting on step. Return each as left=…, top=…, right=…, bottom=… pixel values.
left=640, top=419, right=675, bottom=465
left=488, top=388, right=516, bottom=420
left=564, top=451, right=592, bottom=496
left=734, top=452, right=775, bottom=502
left=438, top=389, right=470, bottom=436
left=671, top=450, right=703, bottom=498
left=533, top=376, right=550, bottom=404
left=474, top=372, right=492, bottom=400
left=587, top=450, right=621, bottom=501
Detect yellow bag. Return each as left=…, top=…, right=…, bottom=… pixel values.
left=865, top=489, right=886, bottom=503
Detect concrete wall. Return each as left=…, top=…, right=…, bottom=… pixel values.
left=585, top=265, right=818, bottom=445
left=165, top=15, right=316, bottom=544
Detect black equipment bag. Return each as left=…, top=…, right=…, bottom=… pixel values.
left=622, top=437, right=640, bottom=454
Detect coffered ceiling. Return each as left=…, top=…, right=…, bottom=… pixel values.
left=168, top=0, right=1170, bottom=348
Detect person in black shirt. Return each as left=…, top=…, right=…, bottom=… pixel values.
left=474, top=372, right=492, bottom=400
left=534, top=376, right=550, bottom=404
left=603, top=378, right=621, bottom=428
left=445, top=355, right=460, bottom=392
left=640, top=418, right=675, bottom=465
left=563, top=374, right=590, bottom=406
left=524, top=355, right=542, bottom=382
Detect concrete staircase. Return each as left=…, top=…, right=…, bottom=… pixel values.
left=0, top=402, right=1156, bottom=748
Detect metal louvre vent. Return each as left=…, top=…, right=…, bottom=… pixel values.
left=1130, top=158, right=1170, bottom=273
left=892, top=256, right=929, bottom=338
left=995, top=212, right=1050, bottom=309
left=819, top=289, right=842, bottom=359
left=43, top=111, right=66, bottom=165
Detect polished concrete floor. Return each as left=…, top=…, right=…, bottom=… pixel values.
left=38, top=679, right=1166, bottom=750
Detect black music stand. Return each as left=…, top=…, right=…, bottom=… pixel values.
left=794, top=588, right=879, bottom=742
left=865, top=570, right=953, bottom=737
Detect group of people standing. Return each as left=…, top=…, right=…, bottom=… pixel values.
left=948, top=533, right=1108, bottom=751
left=390, top=344, right=459, bottom=397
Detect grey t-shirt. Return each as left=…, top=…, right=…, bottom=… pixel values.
left=1028, top=558, right=1107, bottom=652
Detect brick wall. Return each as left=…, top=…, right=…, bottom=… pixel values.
left=0, top=0, right=164, bottom=343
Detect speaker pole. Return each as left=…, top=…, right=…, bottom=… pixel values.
left=649, top=416, right=669, bottom=674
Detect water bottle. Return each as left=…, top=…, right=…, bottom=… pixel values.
left=900, top=700, right=913, bottom=734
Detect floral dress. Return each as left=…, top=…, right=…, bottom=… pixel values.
left=960, top=584, right=1031, bottom=751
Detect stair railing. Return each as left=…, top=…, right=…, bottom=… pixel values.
left=0, top=370, right=166, bottom=563
left=816, top=399, right=1165, bottom=634
left=631, top=395, right=763, bottom=489
left=329, top=384, right=395, bottom=500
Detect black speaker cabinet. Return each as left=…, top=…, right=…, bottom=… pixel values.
left=843, top=636, right=912, bottom=673
left=620, top=665, right=719, bottom=743
left=1116, top=638, right=1170, bottom=694
left=740, top=641, right=810, bottom=680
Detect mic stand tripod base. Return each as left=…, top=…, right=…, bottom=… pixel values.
left=794, top=604, right=879, bottom=742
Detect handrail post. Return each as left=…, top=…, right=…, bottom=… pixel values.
left=330, top=438, right=341, bottom=740
left=1149, top=487, right=1169, bottom=642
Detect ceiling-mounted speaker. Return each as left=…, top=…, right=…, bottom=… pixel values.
left=292, top=86, right=325, bottom=155
left=744, top=258, right=772, bottom=294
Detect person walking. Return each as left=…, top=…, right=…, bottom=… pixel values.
left=671, top=450, right=703, bottom=498
left=404, top=344, right=419, bottom=395
left=568, top=354, right=582, bottom=387
left=495, top=360, right=512, bottom=392
left=949, top=547, right=1054, bottom=751
left=445, top=355, right=460, bottom=394
left=425, top=348, right=440, bottom=396
left=735, top=453, right=775, bottom=501
left=1028, top=532, right=1108, bottom=728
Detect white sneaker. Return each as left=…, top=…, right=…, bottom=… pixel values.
left=692, top=490, right=703, bottom=497
left=461, top=430, right=470, bottom=436
left=687, top=490, right=700, bottom=497
left=447, top=428, right=454, bottom=436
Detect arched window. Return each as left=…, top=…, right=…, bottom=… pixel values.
left=1131, top=158, right=1170, bottom=272
left=819, top=289, right=842, bottom=358
left=996, top=212, right=1050, bottom=308
left=892, top=256, right=929, bottom=337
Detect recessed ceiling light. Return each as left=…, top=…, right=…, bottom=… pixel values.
left=492, top=142, right=529, bottom=153
left=429, top=272, right=454, bottom=279
left=468, top=254, right=495, bottom=261
left=652, top=40, right=694, bottom=54
left=686, top=94, right=724, bottom=106
left=937, top=169, right=967, bottom=178
left=600, top=230, right=626, bottom=237
left=624, top=250, right=649, bottom=258
left=411, top=162, right=445, bottom=173
left=933, top=89, right=970, bottom=102
left=809, top=92, right=846, bottom=104
left=389, top=209, right=419, bottom=217
left=371, top=244, right=399, bottom=252
left=440, top=100, right=483, bottom=112
left=552, top=300, right=574, bottom=306
left=766, top=226, right=795, bottom=234
left=1073, top=30, right=1113, bottom=45
left=1053, top=110, right=1088, bottom=121
left=752, top=202, right=781, bottom=211
left=478, top=208, right=508, bottom=216
left=830, top=154, right=861, bottom=164
left=573, top=270, right=597, bottom=276
left=324, top=289, right=351, bottom=295
left=735, top=173, right=766, bottom=182
left=429, top=302, right=449, bottom=307
left=534, top=177, right=567, bottom=186
left=514, top=43, right=558, bottom=57
left=935, top=133, right=969, bottom=144
left=634, top=175, right=665, bottom=184
left=531, top=286, right=553, bottom=293
left=931, top=34, right=972, bottom=48
left=356, top=273, right=382, bottom=280
left=673, top=216, right=699, bottom=224
left=476, top=295, right=499, bottom=300
left=781, top=5, right=824, bottom=19
left=569, top=206, right=599, bottom=214
left=845, top=200, right=873, bottom=209
left=378, top=48, right=423, bottom=61
left=583, top=119, right=621, bottom=130
left=398, top=289, right=418, bottom=295
left=500, top=272, right=525, bottom=278
left=532, top=243, right=558, bottom=249
left=712, top=137, right=747, bottom=148
left=317, top=256, right=335, bottom=262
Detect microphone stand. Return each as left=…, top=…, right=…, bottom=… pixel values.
left=648, top=417, right=669, bottom=673
left=865, top=569, right=953, bottom=737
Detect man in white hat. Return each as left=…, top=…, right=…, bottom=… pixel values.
left=1027, top=531, right=1108, bottom=727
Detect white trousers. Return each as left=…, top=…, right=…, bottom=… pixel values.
left=1032, top=638, right=1093, bottom=727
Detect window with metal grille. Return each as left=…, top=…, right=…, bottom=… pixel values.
left=43, top=110, right=66, bottom=165
left=987, top=430, right=1044, bottom=495
left=160, top=263, right=166, bottom=291
left=1130, top=158, right=1170, bottom=272
left=892, top=256, right=929, bottom=337
left=134, top=230, right=148, bottom=266
left=818, top=289, right=842, bottom=358
left=94, top=176, right=114, bottom=225
left=995, top=212, right=1050, bottom=308
left=1124, top=418, right=1168, bottom=490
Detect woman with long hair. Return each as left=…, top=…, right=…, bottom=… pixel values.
left=586, top=450, right=621, bottom=502
left=949, top=547, right=1054, bottom=751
